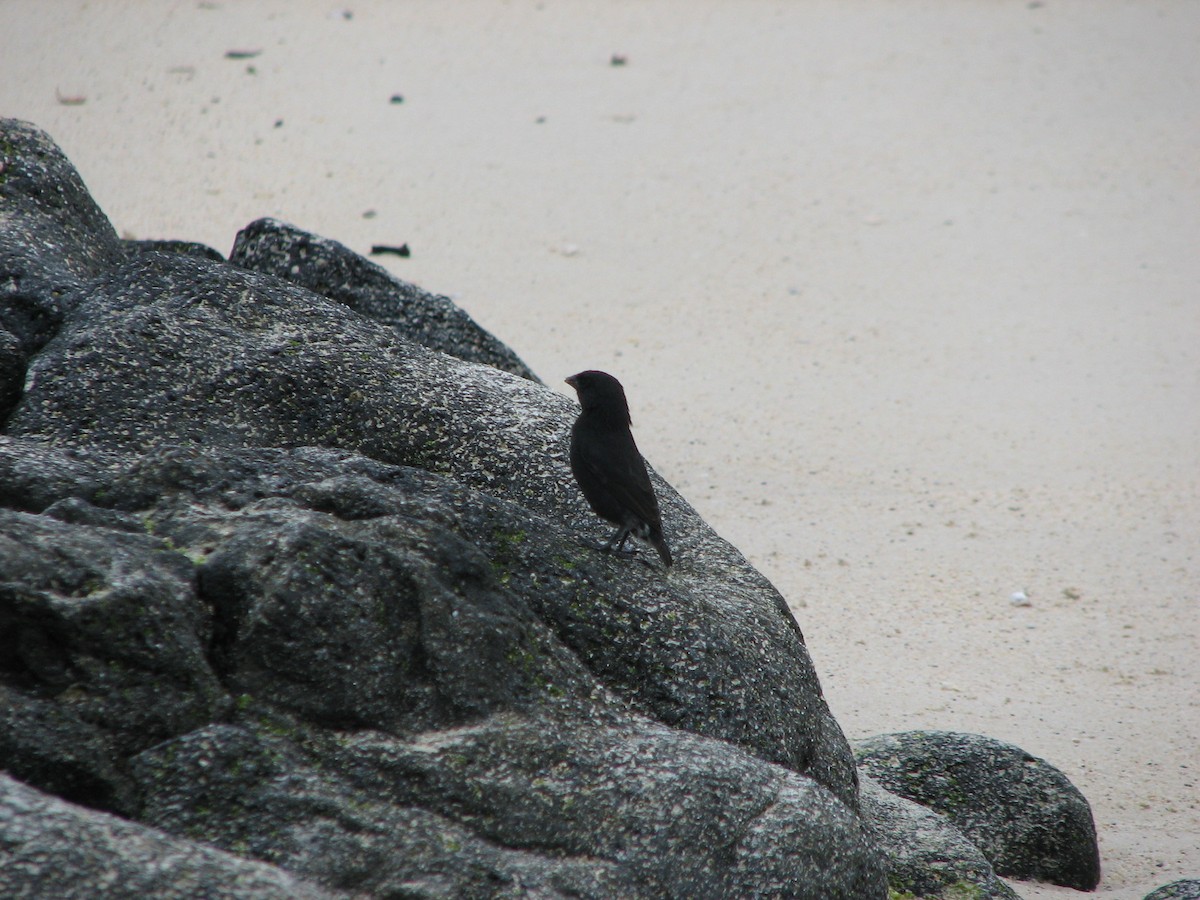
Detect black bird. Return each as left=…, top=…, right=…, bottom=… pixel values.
left=566, top=370, right=672, bottom=567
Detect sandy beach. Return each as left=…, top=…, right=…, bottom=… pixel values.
left=2, top=1, right=1196, bottom=896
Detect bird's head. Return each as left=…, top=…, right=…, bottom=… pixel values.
left=566, top=370, right=632, bottom=425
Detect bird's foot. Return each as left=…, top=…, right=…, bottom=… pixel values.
left=584, top=539, right=640, bottom=559
left=605, top=545, right=642, bottom=560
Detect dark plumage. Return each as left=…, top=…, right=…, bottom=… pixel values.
left=566, top=370, right=672, bottom=567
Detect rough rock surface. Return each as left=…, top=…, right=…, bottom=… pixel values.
left=122, top=237, right=226, bottom=262
left=5, top=216, right=858, bottom=801
left=229, top=216, right=537, bottom=381
left=0, top=327, right=22, bottom=420
left=0, top=119, right=124, bottom=356
left=1144, top=881, right=1200, bottom=900
left=1, top=116, right=1098, bottom=898
left=1, top=116, right=887, bottom=898
left=0, top=774, right=341, bottom=900
left=858, top=777, right=1020, bottom=900
left=0, top=436, right=883, bottom=897
left=855, top=731, right=1101, bottom=891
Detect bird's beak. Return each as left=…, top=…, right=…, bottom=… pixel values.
left=565, top=375, right=577, bottom=388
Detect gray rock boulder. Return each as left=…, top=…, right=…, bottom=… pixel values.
left=0, top=118, right=124, bottom=354
left=0, top=111, right=885, bottom=891
left=858, top=777, right=1020, bottom=900
left=5, top=242, right=856, bottom=804
left=855, top=731, right=1100, bottom=890
left=1145, top=880, right=1200, bottom=900
left=230, top=216, right=537, bottom=381
left=0, top=116, right=1094, bottom=899
left=129, top=716, right=878, bottom=898
left=122, top=237, right=226, bottom=261
left=0, top=437, right=884, bottom=898
left=0, top=327, right=22, bottom=420
left=0, top=774, right=342, bottom=900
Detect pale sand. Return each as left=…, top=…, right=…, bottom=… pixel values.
left=2, top=1, right=1196, bottom=895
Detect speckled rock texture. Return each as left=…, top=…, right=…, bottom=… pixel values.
left=1144, top=880, right=1200, bottom=900
left=0, top=120, right=124, bottom=356
left=858, top=777, right=1021, bottom=900
left=0, top=437, right=884, bottom=897
left=855, top=731, right=1101, bottom=891
left=2, top=116, right=1098, bottom=899
left=1, top=116, right=888, bottom=898
left=0, top=774, right=341, bottom=900
left=229, top=216, right=538, bottom=381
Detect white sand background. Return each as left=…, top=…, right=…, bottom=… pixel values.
left=2, top=1, right=1196, bottom=896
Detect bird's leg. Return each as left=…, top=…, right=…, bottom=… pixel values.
left=601, top=527, right=640, bottom=558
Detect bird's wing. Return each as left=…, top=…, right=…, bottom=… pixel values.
left=574, top=425, right=662, bottom=526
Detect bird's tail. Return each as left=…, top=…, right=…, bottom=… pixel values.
left=650, top=532, right=673, bottom=568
